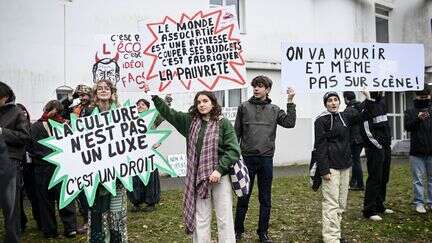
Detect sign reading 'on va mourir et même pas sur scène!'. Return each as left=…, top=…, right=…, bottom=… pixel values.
left=38, top=101, right=176, bottom=209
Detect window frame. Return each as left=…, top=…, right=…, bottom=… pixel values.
left=209, top=0, right=245, bottom=33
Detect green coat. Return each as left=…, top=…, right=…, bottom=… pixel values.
left=152, top=96, right=240, bottom=175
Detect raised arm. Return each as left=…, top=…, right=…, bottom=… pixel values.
left=277, top=87, right=296, bottom=128
left=152, top=95, right=191, bottom=137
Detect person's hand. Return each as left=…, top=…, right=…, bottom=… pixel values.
left=209, top=170, right=221, bottom=183
left=287, top=87, right=295, bottom=103
left=164, top=94, right=173, bottom=104
left=361, top=88, right=371, bottom=100
left=142, top=82, right=150, bottom=93
left=152, top=143, right=161, bottom=149
left=72, top=92, right=79, bottom=99
left=418, top=111, right=430, bottom=120
left=322, top=173, right=331, bottom=181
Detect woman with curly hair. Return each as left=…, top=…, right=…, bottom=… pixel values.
left=152, top=91, right=240, bottom=242
left=83, top=79, right=128, bottom=243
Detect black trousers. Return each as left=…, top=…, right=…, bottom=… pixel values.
left=34, top=165, right=77, bottom=236
left=350, top=143, right=364, bottom=188
left=363, top=145, right=391, bottom=217
left=235, top=156, right=273, bottom=235
left=1, top=158, right=21, bottom=243
left=22, top=163, right=41, bottom=229
left=127, top=169, right=161, bottom=207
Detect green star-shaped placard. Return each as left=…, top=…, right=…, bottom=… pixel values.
left=38, top=100, right=176, bottom=209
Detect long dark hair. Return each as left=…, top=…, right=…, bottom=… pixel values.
left=188, top=91, right=222, bottom=121
left=16, top=103, right=31, bottom=123
left=0, top=81, right=15, bottom=103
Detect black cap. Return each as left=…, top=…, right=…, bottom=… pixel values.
left=323, top=92, right=340, bottom=105
left=343, top=91, right=356, bottom=101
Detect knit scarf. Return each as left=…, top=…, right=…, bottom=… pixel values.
left=183, top=116, right=219, bottom=234
left=38, top=111, right=67, bottom=123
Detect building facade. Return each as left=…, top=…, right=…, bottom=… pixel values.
left=1, top=0, right=430, bottom=165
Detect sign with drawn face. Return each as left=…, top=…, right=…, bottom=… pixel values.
left=281, top=42, right=425, bottom=92
left=93, top=34, right=146, bottom=89
left=38, top=101, right=176, bottom=209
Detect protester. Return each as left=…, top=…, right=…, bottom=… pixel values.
left=314, top=91, right=363, bottom=243
left=128, top=98, right=164, bottom=213
left=233, top=75, right=296, bottom=243
left=28, top=100, right=77, bottom=238
left=84, top=79, right=128, bottom=243
left=342, top=91, right=365, bottom=191
left=16, top=103, right=41, bottom=233
left=61, top=84, right=93, bottom=120
left=152, top=91, right=240, bottom=242
left=404, top=86, right=432, bottom=213
left=362, top=91, right=394, bottom=221
left=0, top=81, right=30, bottom=243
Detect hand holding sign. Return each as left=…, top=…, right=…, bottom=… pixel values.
left=287, top=87, right=295, bottom=103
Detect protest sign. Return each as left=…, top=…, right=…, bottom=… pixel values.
left=142, top=7, right=246, bottom=94
left=38, top=101, right=176, bottom=209
left=222, top=106, right=238, bottom=122
left=167, top=154, right=187, bottom=177
left=93, top=34, right=147, bottom=90
left=281, top=43, right=424, bottom=92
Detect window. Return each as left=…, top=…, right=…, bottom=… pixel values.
left=214, top=88, right=247, bottom=108
left=209, top=0, right=245, bottom=32
left=384, top=92, right=407, bottom=140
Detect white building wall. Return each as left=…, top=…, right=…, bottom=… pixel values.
left=0, top=0, right=425, bottom=165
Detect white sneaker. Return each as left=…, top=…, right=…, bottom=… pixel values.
left=416, top=205, right=427, bottom=214
left=369, top=215, right=383, bottom=221
left=384, top=209, right=394, bottom=214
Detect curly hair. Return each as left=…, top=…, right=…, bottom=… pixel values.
left=92, top=79, right=119, bottom=107
left=188, top=91, right=222, bottom=121
left=251, top=75, right=273, bottom=89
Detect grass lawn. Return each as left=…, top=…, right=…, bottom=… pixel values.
left=1, top=161, right=432, bottom=242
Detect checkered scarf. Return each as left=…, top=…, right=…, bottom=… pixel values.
left=183, top=116, right=219, bottom=234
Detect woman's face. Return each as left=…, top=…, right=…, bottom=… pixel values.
left=136, top=101, right=149, bottom=113
left=196, top=95, right=214, bottom=116
left=325, top=96, right=340, bottom=113
left=96, top=81, right=112, bottom=101
left=21, top=109, right=28, bottom=119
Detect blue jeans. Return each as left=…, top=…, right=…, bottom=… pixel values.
left=410, top=155, right=432, bottom=207
left=235, top=156, right=273, bottom=235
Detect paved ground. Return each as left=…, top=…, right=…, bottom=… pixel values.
left=160, top=155, right=409, bottom=191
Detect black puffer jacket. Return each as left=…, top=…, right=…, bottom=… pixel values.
left=404, top=105, right=432, bottom=156
left=0, top=101, right=30, bottom=161
left=27, top=121, right=53, bottom=165
left=314, top=109, right=360, bottom=175
left=344, top=100, right=364, bottom=145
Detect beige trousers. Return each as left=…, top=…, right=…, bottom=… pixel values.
left=321, top=168, right=350, bottom=243
left=192, top=175, right=235, bottom=243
